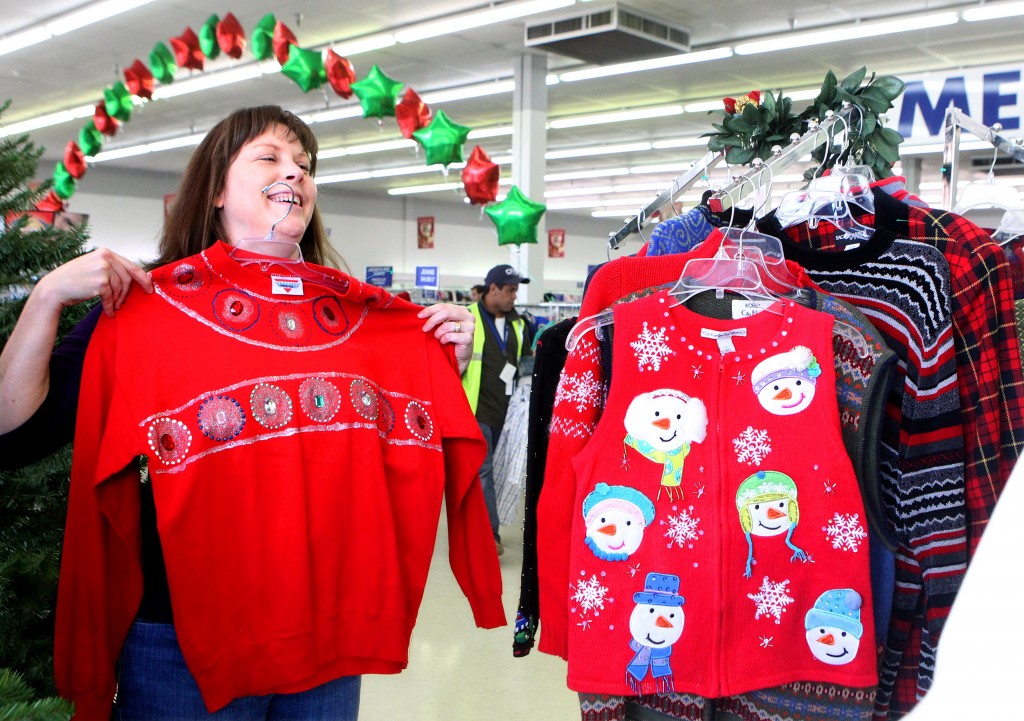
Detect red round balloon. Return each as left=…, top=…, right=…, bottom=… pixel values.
left=124, top=59, right=155, bottom=100
left=325, top=50, right=356, bottom=98
left=170, top=27, right=204, bottom=71
left=93, top=102, right=120, bottom=136
left=461, top=146, right=500, bottom=206
left=396, top=88, right=431, bottom=140
left=216, top=13, right=246, bottom=59
left=37, top=190, right=65, bottom=213
left=272, top=22, right=298, bottom=66
left=63, top=141, right=87, bottom=179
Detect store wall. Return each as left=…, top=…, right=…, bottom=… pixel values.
left=67, top=164, right=643, bottom=302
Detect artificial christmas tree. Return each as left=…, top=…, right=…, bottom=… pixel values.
left=0, top=100, right=90, bottom=707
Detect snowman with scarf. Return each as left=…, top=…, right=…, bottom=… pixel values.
left=623, top=389, right=708, bottom=502
left=626, top=572, right=686, bottom=694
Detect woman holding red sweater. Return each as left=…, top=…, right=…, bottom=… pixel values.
left=0, top=106, right=504, bottom=720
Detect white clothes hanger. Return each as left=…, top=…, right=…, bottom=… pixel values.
left=228, top=181, right=351, bottom=295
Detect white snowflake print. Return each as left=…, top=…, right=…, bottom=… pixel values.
left=824, top=512, right=867, bottom=552
left=661, top=505, right=702, bottom=549
left=748, top=576, right=794, bottom=624
left=823, top=479, right=836, bottom=495
left=554, top=370, right=604, bottom=412
left=732, top=426, right=772, bottom=466
left=631, top=322, right=675, bottom=372
left=692, top=365, right=704, bottom=379
left=571, top=572, right=613, bottom=623
left=732, top=371, right=746, bottom=385
left=759, top=636, right=774, bottom=649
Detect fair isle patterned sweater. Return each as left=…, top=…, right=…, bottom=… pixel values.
left=56, top=241, right=505, bottom=721
left=542, top=290, right=877, bottom=697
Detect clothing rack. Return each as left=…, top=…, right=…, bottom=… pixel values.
left=705, top=114, right=843, bottom=214
left=607, top=149, right=722, bottom=251
left=942, top=107, right=1024, bottom=210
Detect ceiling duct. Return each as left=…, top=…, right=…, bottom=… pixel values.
left=524, top=3, right=690, bottom=64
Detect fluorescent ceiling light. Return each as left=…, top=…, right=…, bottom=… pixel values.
left=545, top=168, right=630, bottom=182
left=547, top=200, right=601, bottom=210
left=593, top=209, right=644, bottom=218
left=651, top=137, right=707, bottom=150
left=0, top=104, right=93, bottom=138
left=962, top=2, right=1024, bottom=21
left=0, top=0, right=157, bottom=56
left=152, top=64, right=265, bottom=100
left=91, top=132, right=206, bottom=162
left=316, top=171, right=373, bottom=185
left=422, top=81, right=516, bottom=104
left=303, top=107, right=365, bottom=125
left=388, top=182, right=463, bottom=196
left=558, top=47, right=733, bottom=83
left=545, top=182, right=668, bottom=198
left=629, top=163, right=691, bottom=174
left=549, top=105, right=683, bottom=129
left=468, top=126, right=514, bottom=140
left=370, top=163, right=465, bottom=179
left=332, top=34, right=396, bottom=56
left=322, top=139, right=416, bottom=159
left=899, top=139, right=989, bottom=155
left=734, top=11, right=959, bottom=55
left=546, top=142, right=652, bottom=160
left=394, top=0, right=575, bottom=43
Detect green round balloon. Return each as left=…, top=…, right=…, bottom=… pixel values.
left=484, top=186, right=547, bottom=246
left=251, top=13, right=276, bottom=62
left=350, top=65, right=403, bottom=119
left=281, top=46, right=326, bottom=93
left=104, top=81, right=133, bottom=122
left=52, top=162, right=77, bottom=200
left=199, top=14, right=221, bottom=59
left=149, top=41, right=177, bottom=84
left=412, top=110, right=471, bottom=168
left=78, top=122, right=104, bottom=157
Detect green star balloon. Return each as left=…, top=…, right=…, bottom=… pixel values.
left=150, top=41, right=177, bottom=84
left=281, top=45, right=326, bottom=93
left=78, top=121, right=104, bottom=157
left=251, top=13, right=276, bottom=61
left=199, top=14, right=221, bottom=59
left=52, top=162, right=77, bottom=200
left=351, top=65, right=403, bottom=119
left=412, top=110, right=471, bottom=168
left=104, top=81, right=133, bottom=122
left=484, top=186, right=547, bottom=246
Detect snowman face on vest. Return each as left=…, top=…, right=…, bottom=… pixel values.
left=746, top=496, right=794, bottom=537
left=586, top=506, right=647, bottom=558
left=805, top=624, right=861, bottom=665
left=755, top=374, right=816, bottom=415
left=629, top=602, right=685, bottom=648
left=624, top=392, right=701, bottom=453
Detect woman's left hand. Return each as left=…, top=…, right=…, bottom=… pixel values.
left=418, top=303, right=475, bottom=375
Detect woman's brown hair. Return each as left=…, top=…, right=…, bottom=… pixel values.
left=149, top=105, right=343, bottom=269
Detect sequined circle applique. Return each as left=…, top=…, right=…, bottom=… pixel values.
left=313, top=297, right=349, bottom=336
left=197, top=395, right=246, bottom=441
left=404, top=401, right=434, bottom=441
left=270, top=305, right=313, bottom=344
left=376, top=393, right=396, bottom=434
left=299, top=377, right=341, bottom=422
left=212, top=289, right=260, bottom=332
left=250, top=383, right=293, bottom=429
left=349, top=379, right=379, bottom=420
left=165, top=262, right=207, bottom=298
left=147, top=418, right=192, bottom=465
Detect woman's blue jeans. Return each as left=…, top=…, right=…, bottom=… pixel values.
left=113, top=620, right=361, bottom=720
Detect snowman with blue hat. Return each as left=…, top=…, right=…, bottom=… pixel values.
left=804, top=589, right=864, bottom=666
left=626, top=572, right=686, bottom=694
left=582, top=483, right=656, bottom=561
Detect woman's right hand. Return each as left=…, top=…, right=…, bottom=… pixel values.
left=36, top=248, right=154, bottom=316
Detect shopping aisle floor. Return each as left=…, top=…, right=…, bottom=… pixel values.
left=360, top=514, right=580, bottom=720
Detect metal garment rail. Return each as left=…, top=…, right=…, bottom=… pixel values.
left=942, top=107, right=1024, bottom=210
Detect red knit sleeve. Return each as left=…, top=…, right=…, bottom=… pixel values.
left=431, top=339, right=506, bottom=628
left=54, top=315, right=145, bottom=721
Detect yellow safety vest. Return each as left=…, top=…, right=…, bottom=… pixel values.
left=462, top=301, right=525, bottom=415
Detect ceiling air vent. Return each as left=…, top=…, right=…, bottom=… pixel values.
left=524, top=3, right=690, bottom=64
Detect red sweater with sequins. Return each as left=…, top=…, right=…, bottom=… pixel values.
left=55, top=242, right=505, bottom=720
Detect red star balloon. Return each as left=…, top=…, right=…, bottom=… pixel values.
left=324, top=50, right=356, bottom=98
left=350, top=65, right=403, bottom=119
left=124, top=59, right=154, bottom=100
left=93, top=102, right=119, bottom=136
left=273, top=22, right=298, bottom=66
left=149, top=41, right=177, bottom=84
left=170, top=27, right=204, bottom=71
left=63, top=141, right=87, bottom=179
left=281, top=45, right=325, bottom=93
left=199, top=14, right=221, bottom=59
left=461, top=146, right=500, bottom=206
left=412, top=110, right=470, bottom=167
left=251, top=13, right=276, bottom=61
left=396, top=88, right=431, bottom=139
left=217, top=13, right=246, bottom=59
left=484, top=185, right=547, bottom=246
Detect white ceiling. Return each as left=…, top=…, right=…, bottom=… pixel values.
left=2, top=0, right=1023, bottom=217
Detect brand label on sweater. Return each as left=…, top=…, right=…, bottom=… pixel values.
left=700, top=328, right=747, bottom=354
left=731, top=300, right=776, bottom=319
left=271, top=275, right=304, bottom=295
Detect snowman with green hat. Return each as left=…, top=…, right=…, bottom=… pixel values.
left=735, top=470, right=807, bottom=577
